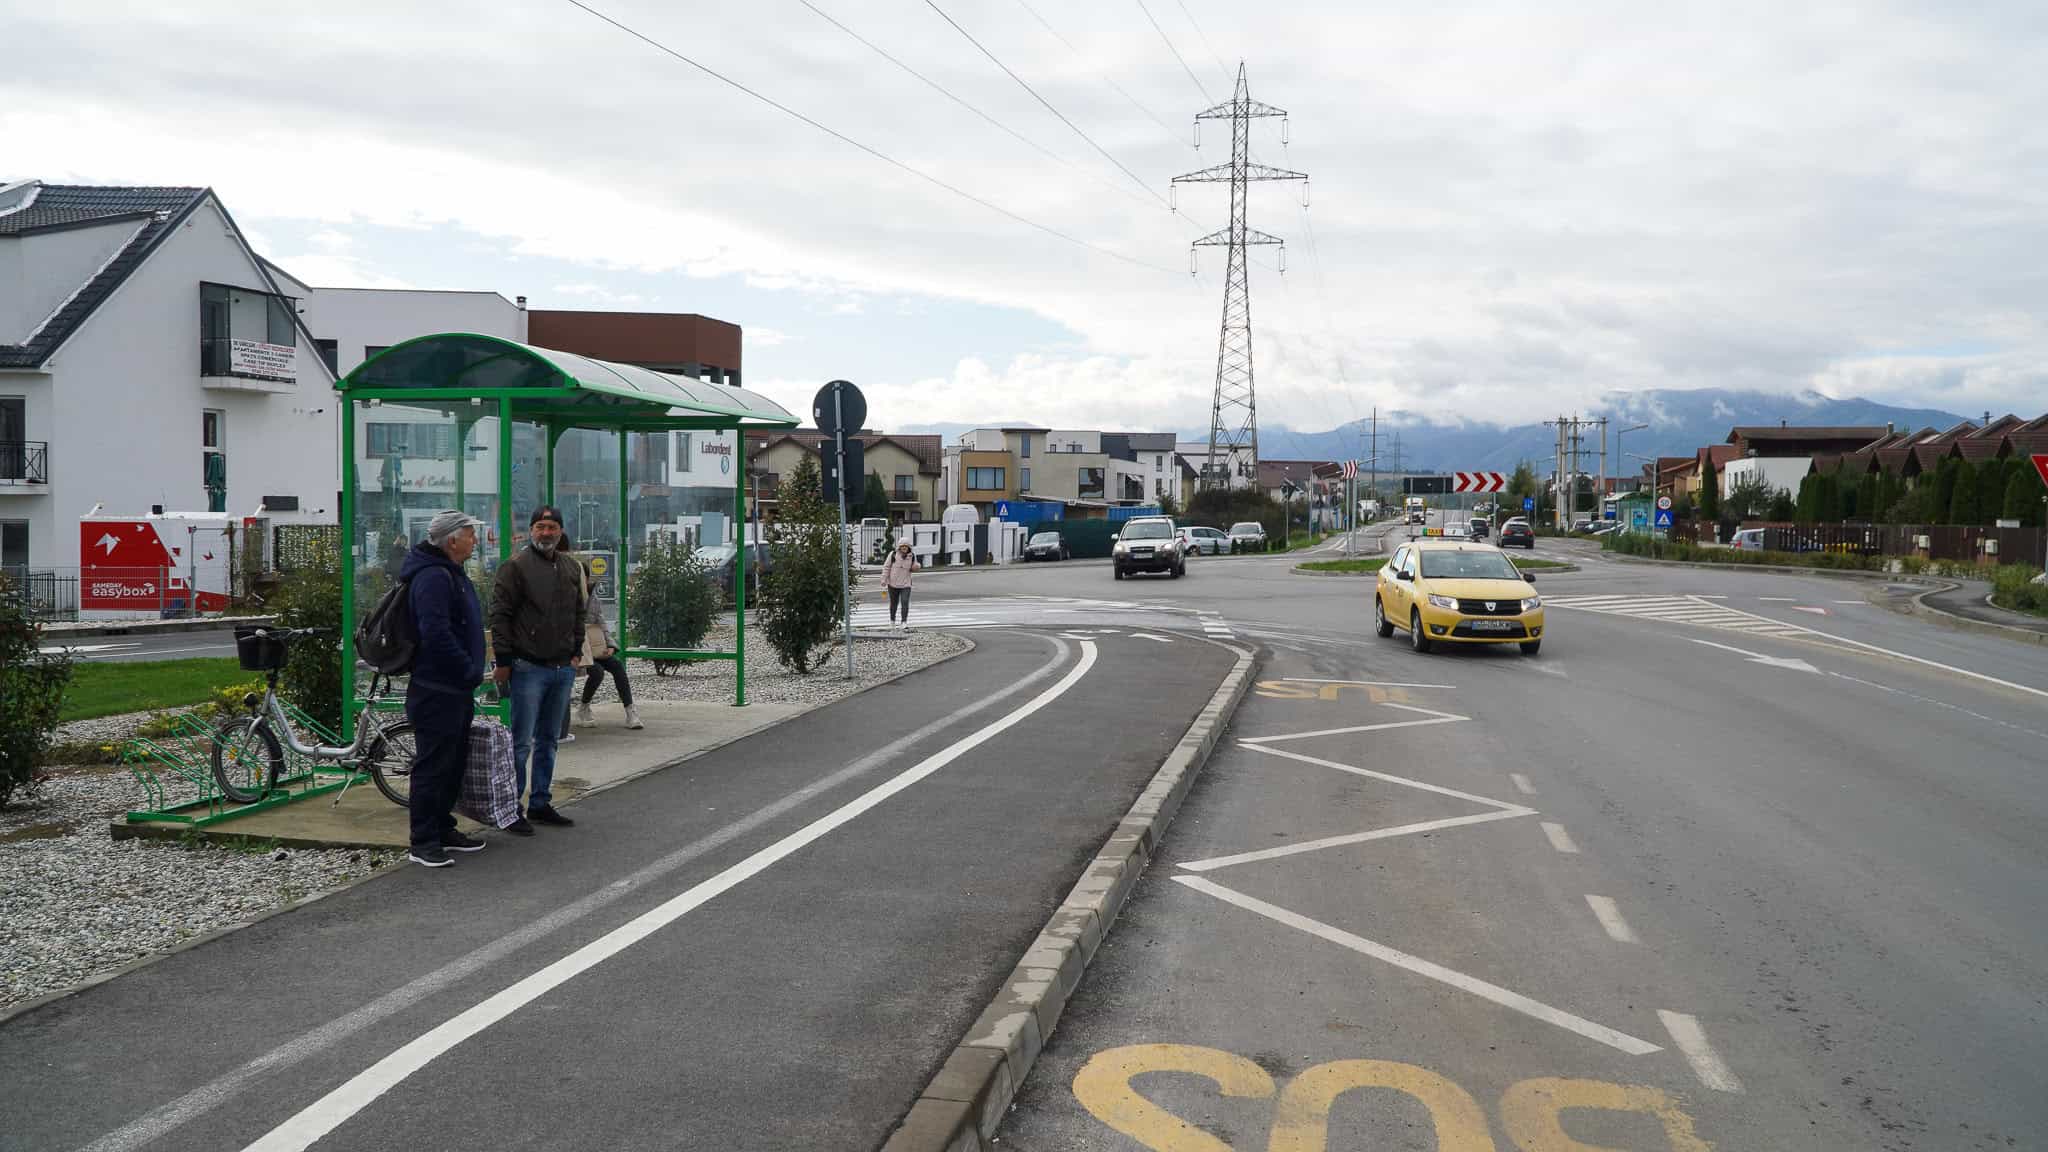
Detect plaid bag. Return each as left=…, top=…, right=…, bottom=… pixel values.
left=456, top=718, right=521, bottom=828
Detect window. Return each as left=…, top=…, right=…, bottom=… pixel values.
left=1020, top=436, right=1032, bottom=458
left=1079, top=467, right=1105, bottom=500
left=364, top=345, right=390, bottom=361
left=1020, top=467, right=1032, bottom=491
left=1155, top=453, right=1163, bottom=473
left=757, top=472, right=781, bottom=494
left=967, top=467, right=1006, bottom=490
left=314, top=340, right=338, bottom=375
left=366, top=421, right=464, bottom=460
left=203, top=410, right=224, bottom=450
left=674, top=432, right=692, bottom=473
left=199, top=283, right=298, bottom=378
left=0, top=520, right=26, bottom=574
left=893, top=474, right=914, bottom=499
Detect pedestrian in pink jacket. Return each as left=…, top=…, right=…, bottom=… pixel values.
left=882, top=540, right=918, bottom=628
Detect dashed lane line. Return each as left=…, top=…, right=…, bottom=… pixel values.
left=1658, top=1011, right=1744, bottom=1093
left=1584, top=895, right=1639, bottom=944
left=1509, top=773, right=1536, bottom=795
left=1541, top=822, right=1580, bottom=855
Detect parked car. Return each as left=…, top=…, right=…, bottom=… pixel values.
left=1570, top=517, right=1596, bottom=534
left=1177, top=525, right=1229, bottom=555
left=1468, top=517, right=1490, bottom=538
left=1023, top=530, right=1069, bottom=562
left=1227, top=521, right=1268, bottom=551
left=1375, top=540, right=1545, bottom=655
left=1731, top=528, right=1766, bottom=551
left=1113, top=517, right=1185, bottom=579
left=1498, top=519, right=1535, bottom=548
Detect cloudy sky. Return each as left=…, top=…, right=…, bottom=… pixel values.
left=5, top=0, right=2044, bottom=433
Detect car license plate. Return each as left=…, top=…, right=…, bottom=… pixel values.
left=1468, top=619, right=1516, bottom=631
left=1132, top=548, right=1152, bottom=557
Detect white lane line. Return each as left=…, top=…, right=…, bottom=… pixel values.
left=1239, top=703, right=1469, bottom=746
left=1541, top=822, right=1580, bottom=854
left=1704, top=601, right=2048, bottom=701
left=1757, top=597, right=1796, bottom=602
left=236, top=644, right=1101, bottom=1152
left=1177, top=876, right=1662, bottom=1055
left=1270, top=678, right=1458, bottom=688
left=1693, top=594, right=1729, bottom=599
left=1509, top=772, right=1536, bottom=795
left=1584, top=895, right=1638, bottom=943
left=1232, top=743, right=1529, bottom=812
left=1179, top=808, right=1534, bottom=872
left=1658, top=1010, right=1744, bottom=1092
left=1832, top=600, right=1863, bottom=604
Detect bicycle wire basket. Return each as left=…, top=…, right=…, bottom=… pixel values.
left=234, top=626, right=289, bottom=672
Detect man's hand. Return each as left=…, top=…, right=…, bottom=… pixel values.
left=493, top=665, right=513, bottom=688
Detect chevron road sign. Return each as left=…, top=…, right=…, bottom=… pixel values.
left=1340, top=459, right=1359, bottom=479
left=1452, top=471, right=1507, bottom=493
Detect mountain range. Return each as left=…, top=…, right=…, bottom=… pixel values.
left=897, top=390, right=1972, bottom=475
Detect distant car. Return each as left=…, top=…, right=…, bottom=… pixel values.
left=691, top=542, right=773, bottom=599
left=1590, top=521, right=1624, bottom=536
left=1731, top=528, right=1766, bottom=551
left=1022, top=530, right=1069, bottom=562
left=1227, top=521, right=1268, bottom=551
left=1570, top=517, right=1596, bottom=534
left=1468, top=517, right=1490, bottom=538
left=1375, top=540, right=1545, bottom=655
left=1498, top=520, right=1535, bottom=549
left=1113, top=517, right=1185, bottom=579
left=1177, top=526, right=1229, bottom=555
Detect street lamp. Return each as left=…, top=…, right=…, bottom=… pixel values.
left=1615, top=424, right=1649, bottom=496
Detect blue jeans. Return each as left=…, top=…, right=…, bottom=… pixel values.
left=509, top=660, right=577, bottom=811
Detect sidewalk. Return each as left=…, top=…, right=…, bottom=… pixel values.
left=113, top=699, right=810, bottom=849
left=1915, top=579, right=2048, bottom=643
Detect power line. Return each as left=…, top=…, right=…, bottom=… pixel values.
left=922, top=0, right=1172, bottom=210
left=797, top=0, right=1156, bottom=209
left=1173, top=0, right=1233, bottom=85
left=1012, top=0, right=1184, bottom=145
left=562, top=0, right=1180, bottom=275
left=1136, top=0, right=1212, bottom=103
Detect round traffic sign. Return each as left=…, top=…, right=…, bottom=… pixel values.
left=1656, top=495, right=1673, bottom=511
left=812, top=379, right=867, bottom=434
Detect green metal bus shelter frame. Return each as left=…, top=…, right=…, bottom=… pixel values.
left=336, top=333, right=797, bottom=729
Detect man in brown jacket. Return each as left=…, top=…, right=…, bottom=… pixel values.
left=490, top=506, right=586, bottom=832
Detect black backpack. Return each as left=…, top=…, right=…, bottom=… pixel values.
left=354, top=576, right=418, bottom=674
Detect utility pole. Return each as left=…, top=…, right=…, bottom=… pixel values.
left=1175, top=63, right=1306, bottom=495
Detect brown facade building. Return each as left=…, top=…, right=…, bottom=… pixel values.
left=525, top=309, right=742, bottom=386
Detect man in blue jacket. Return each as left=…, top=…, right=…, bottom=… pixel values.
left=402, top=510, right=489, bottom=868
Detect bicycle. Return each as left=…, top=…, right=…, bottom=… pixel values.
left=210, top=626, right=418, bottom=807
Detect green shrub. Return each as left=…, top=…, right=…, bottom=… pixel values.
left=272, top=535, right=345, bottom=733
left=0, top=575, right=73, bottom=808
left=1991, top=564, right=2047, bottom=616
left=759, top=454, right=858, bottom=674
left=629, top=535, right=718, bottom=653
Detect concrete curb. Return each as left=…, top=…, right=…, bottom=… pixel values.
left=881, top=639, right=1259, bottom=1152
left=41, top=615, right=276, bottom=639
left=1885, top=583, right=2048, bottom=648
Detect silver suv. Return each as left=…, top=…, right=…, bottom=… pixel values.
left=1113, top=517, right=1185, bottom=580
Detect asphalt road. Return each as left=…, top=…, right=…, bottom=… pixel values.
left=921, top=528, right=2047, bottom=1151
left=1, top=627, right=1236, bottom=1152
left=39, top=627, right=241, bottom=662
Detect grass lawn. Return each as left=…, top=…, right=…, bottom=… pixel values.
left=58, top=657, right=250, bottom=723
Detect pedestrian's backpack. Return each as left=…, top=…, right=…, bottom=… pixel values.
left=354, top=577, right=417, bottom=674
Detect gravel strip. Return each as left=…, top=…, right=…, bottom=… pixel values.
left=50, top=709, right=178, bottom=747
left=624, top=617, right=969, bottom=708
left=0, top=769, right=398, bottom=1011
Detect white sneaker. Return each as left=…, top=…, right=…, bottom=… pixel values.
left=624, top=705, right=644, bottom=730
left=557, top=731, right=577, bottom=744
left=575, top=703, right=596, bottom=727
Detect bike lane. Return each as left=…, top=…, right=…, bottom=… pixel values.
left=1, top=628, right=1238, bottom=1152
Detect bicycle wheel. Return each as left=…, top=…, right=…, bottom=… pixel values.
left=211, top=716, right=283, bottom=804
left=364, top=719, right=418, bottom=808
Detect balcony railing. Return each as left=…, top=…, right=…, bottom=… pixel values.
left=0, top=440, right=48, bottom=484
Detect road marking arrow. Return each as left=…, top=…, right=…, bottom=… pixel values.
left=1685, top=636, right=1819, bottom=673
left=1130, top=632, right=1174, bottom=642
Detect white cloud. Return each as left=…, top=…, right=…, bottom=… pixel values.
left=3, top=0, right=2044, bottom=427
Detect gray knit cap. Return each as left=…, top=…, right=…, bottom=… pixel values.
left=426, top=510, right=481, bottom=545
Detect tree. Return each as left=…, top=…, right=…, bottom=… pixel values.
left=0, top=576, right=72, bottom=809
left=1507, top=460, right=1539, bottom=507
left=861, top=472, right=890, bottom=521
left=274, top=536, right=345, bottom=733
left=1696, top=471, right=1720, bottom=523
left=628, top=535, right=718, bottom=659
left=1156, top=491, right=1179, bottom=518
left=1795, top=473, right=1821, bottom=523
left=1766, top=488, right=1796, bottom=522
left=759, top=453, right=858, bottom=674
left=1724, top=472, right=1774, bottom=521
left=1932, top=458, right=1961, bottom=524
left=2003, top=460, right=2045, bottom=525
left=1977, top=458, right=2011, bottom=525
left=1947, top=460, right=1980, bottom=525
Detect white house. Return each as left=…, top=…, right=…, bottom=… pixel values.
left=297, top=284, right=527, bottom=377
left=0, top=180, right=338, bottom=581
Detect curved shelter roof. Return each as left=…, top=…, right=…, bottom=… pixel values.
left=339, top=333, right=797, bottom=429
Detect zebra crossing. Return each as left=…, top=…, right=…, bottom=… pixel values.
left=847, top=595, right=1215, bottom=634
left=1542, top=594, right=1822, bottom=640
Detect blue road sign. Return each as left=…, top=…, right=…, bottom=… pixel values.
left=1631, top=507, right=1650, bottom=531
left=1653, top=507, right=1674, bottom=530
left=1522, top=496, right=1535, bottom=512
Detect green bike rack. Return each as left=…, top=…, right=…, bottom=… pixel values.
left=122, top=702, right=373, bottom=829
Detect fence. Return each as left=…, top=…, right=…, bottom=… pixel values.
left=1, top=567, right=79, bottom=620
left=1672, top=519, right=2045, bottom=565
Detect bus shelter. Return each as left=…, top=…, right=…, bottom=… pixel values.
left=336, top=334, right=798, bottom=726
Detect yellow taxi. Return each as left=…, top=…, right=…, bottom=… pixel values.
left=1374, top=539, right=1545, bottom=655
